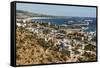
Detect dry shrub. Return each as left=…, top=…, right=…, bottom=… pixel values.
left=16, top=27, right=69, bottom=65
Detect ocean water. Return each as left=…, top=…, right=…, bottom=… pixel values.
left=32, top=17, right=96, bottom=32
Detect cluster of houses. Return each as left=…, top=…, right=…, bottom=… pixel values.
left=24, top=24, right=96, bottom=57
left=16, top=17, right=96, bottom=61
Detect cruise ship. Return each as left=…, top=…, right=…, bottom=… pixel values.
left=61, top=21, right=89, bottom=32
left=66, top=21, right=89, bottom=26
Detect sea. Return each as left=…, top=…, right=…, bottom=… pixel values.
left=32, top=17, right=96, bottom=32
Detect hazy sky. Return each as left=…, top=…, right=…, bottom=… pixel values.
left=16, top=3, right=96, bottom=17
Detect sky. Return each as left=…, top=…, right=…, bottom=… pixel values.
left=16, top=3, right=96, bottom=17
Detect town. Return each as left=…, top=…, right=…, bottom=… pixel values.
left=16, top=13, right=96, bottom=65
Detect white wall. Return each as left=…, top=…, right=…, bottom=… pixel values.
left=0, top=0, right=99, bottom=68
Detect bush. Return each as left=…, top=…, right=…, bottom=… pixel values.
left=84, top=44, right=96, bottom=51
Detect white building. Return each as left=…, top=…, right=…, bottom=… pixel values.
left=16, top=23, right=27, bottom=27
left=26, top=27, right=39, bottom=33
left=16, top=23, right=22, bottom=27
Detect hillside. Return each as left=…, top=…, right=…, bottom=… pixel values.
left=16, top=10, right=67, bottom=18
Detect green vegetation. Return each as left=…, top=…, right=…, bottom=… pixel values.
left=39, top=22, right=49, bottom=27
left=37, top=38, right=54, bottom=49
left=78, top=52, right=96, bottom=62
left=43, top=29, right=50, bottom=34
left=84, top=44, right=96, bottom=51
left=59, top=30, right=67, bottom=34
